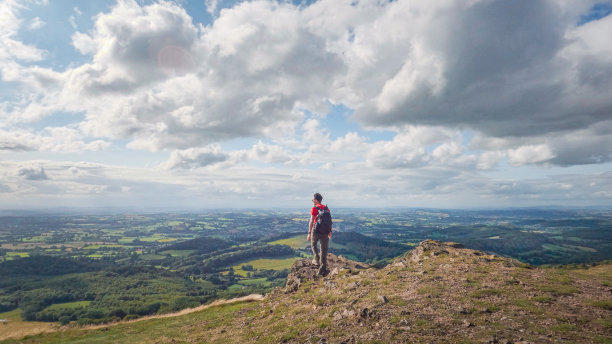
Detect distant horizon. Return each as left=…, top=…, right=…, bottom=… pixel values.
left=1, top=204, right=611, bottom=216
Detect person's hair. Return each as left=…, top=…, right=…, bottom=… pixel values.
left=313, top=193, right=323, bottom=202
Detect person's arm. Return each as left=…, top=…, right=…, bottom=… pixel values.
left=307, top=215, right=315, bottom=241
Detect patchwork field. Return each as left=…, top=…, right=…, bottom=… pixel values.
left=43, top=301, right=92, bottom=311
left=230, top=257, right=302, bottom=277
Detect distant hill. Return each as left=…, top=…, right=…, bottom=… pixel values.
left=2, top=240, right=611, bottom=343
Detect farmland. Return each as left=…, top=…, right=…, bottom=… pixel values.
left=0, top=207, right=611, bottom=335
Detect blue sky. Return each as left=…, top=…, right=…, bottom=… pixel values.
left=1, top=0, right=612, bottom=209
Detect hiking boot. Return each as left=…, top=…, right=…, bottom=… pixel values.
left=311, top=259, right=319, bottom=266
left=318, top=266, right=328, bottom=276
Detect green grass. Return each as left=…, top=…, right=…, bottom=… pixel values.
left=536, top=284, right=579, bottom=295
left=0, top=301, right=255, bottom=344
left=158, top=250, right=196, bottom=257
left=470, top=288, right=501, bottom=298
left=512, top=299, right=544, bottom=314
left=83, top=244, right=122, bottom=250
left=156, top=238, right=177, bottom=243
left=590, top=300, right=612, bottom=310
left=44, top=301, right=91, bottom=311
left=595, top=318, right=612, bottom=329
left=194, top=279, right=217, bottom=291
left=416, top=286, right=443, bottom=297
left=230, top=257, right=301, bottom=277
left=532, top=295, right=555, bottom=303
left=551, top=323, right=577, bottom=333
left=138, top=235, right=163, bottom=242
left=227, top=284, right=245, bottom=292
left=268, top=235, right=308, bottom=249
left=0, top=309, right=56, bottom=342
left=0, top=309, right=23, bottom=322
left=238, top=278, right=272, bottom=287
left=6, top=252, right=29, bottom=258
left=139, top=254, right=166, bottom=260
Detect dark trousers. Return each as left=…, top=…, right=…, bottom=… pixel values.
left=311, top=232, right=329, bottom=269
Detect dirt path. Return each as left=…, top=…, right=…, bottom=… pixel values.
left=89, top=293, right=264, bottom=328
left=0, top=294, right=264, bottom=341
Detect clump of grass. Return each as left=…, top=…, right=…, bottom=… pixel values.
left=414, top=318, right=431, bottom=329
left=551, top=323, right=577, bottom=333
left=417, top=286, right=442, bottom=297
left=470, top=288, right=501, bottom=298
left=548, top=273, right=573, bottom=285
left=532, top=295, right=555, bottom=303
left=387, top=296, right=408, bottom=307
left=474, top=265, right=493, bottom=274
left=318, top=318, right=331, bottom=329
left=473, top=301, right=500, bottom=313
left=279, top=326, right=300, bottom=341
left=513, top=299, right=544, bottom=314
left=537, top=284, right=579, bottom=296
left=389, top=315, right=404, bottom=325
left=590, top=300, right=612, bottom=310
left=595, top=318, right=612, bottom=329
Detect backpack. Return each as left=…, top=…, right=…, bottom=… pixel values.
left=315, top=205, right=333, bottom=235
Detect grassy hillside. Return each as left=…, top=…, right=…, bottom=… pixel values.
left=2, top=240, right=611, bottom=343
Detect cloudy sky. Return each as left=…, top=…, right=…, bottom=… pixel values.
left=1, top=0, right=611, bottom=210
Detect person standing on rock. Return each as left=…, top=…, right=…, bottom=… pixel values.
left=307, top=193, right=333, bottom=275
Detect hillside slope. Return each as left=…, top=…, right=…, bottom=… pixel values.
left=3, top=240, right=611, bottom=343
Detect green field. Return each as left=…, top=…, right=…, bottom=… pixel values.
left=268, top=235, right=308, bottom=249
left=43, top=301, right=91, bottom=311
left=159, top=250, right=197, bottom=257
left=138, top=235, right=164, bottom=242
left=5, top=252, right=30, bottom=260
left=194, top=279, right=217, bottom=291
left=543, top=243, right=598, bottom=253
left=230, top=257, right=301, bottom=277
left=237, top=277, right=270, bottom=286
left=83, top=244, right=123, bottom=250
left=139, top=254, right=166, bottom=260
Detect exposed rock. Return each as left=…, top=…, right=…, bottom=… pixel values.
left=458, top=307, right=472, bottom=314
left=463, top=319, right=474, bottom=328
left=285, top=253, right=370, bottom=293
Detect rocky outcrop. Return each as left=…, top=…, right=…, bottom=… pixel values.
left=285, top=253, right=370, bottom=293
